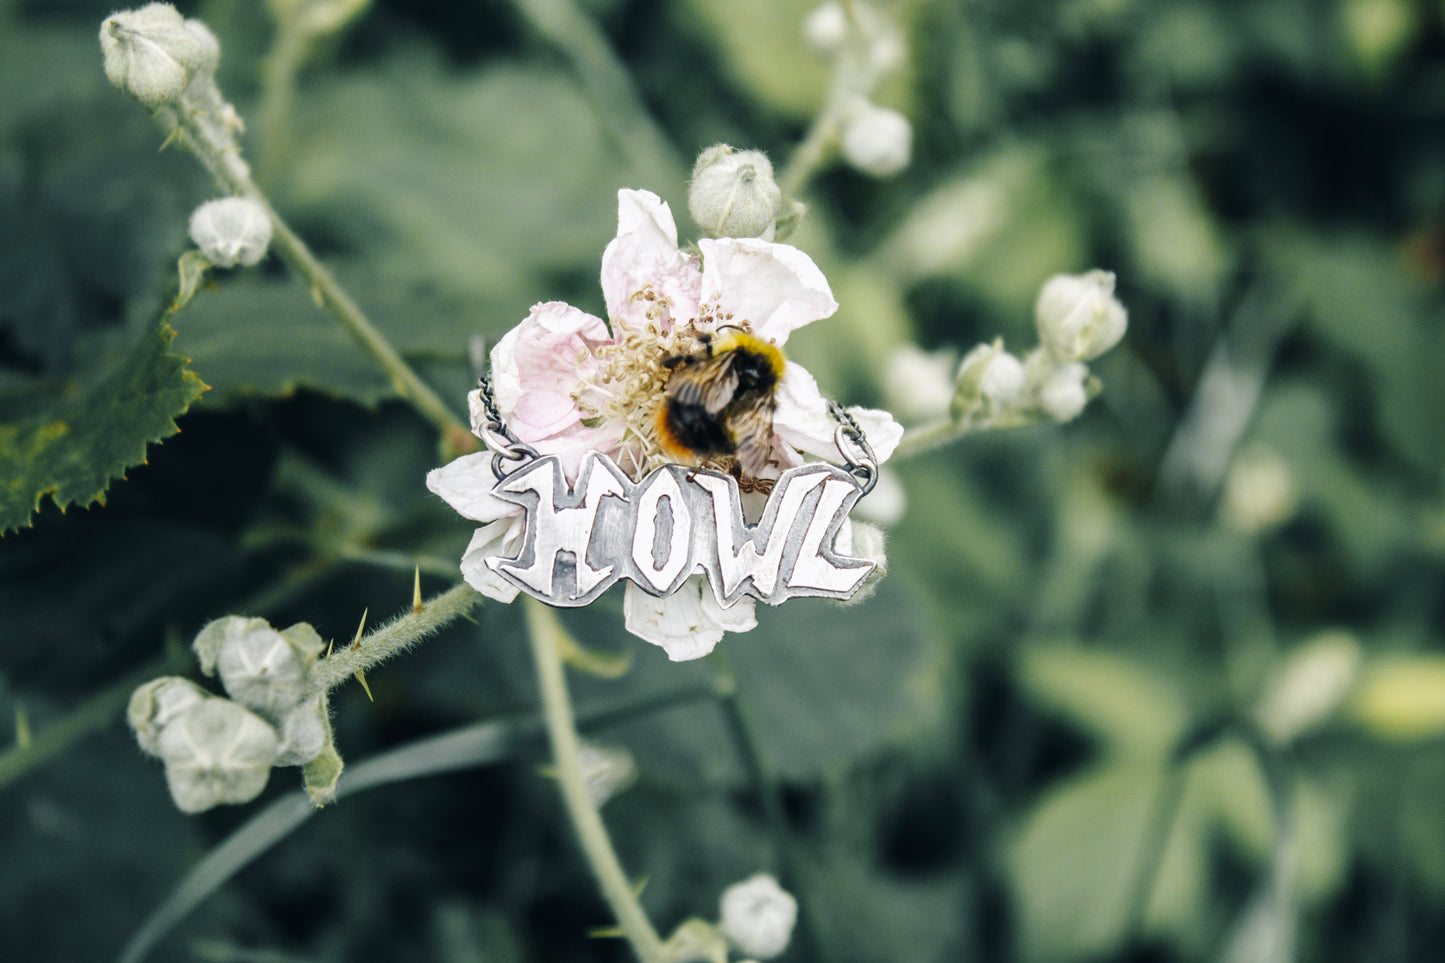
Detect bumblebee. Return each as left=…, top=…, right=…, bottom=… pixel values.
left=656, top=329, right=785, bottom=477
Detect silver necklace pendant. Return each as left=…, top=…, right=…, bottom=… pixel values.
left=484, top=451, right=874, bottom=608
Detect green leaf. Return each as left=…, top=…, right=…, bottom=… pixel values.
left=1016, top=644, right=1191, bottom=758
left=0, top=320, right=207, bottom=533
left=1348, top=655, right=1445, bottom=740
left=1008, top=762, right=1173, bottom=963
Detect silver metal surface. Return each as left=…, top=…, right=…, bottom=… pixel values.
left=485, top=452, right=874, bottom=608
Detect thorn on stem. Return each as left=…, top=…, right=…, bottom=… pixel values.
left=412, top=566, right=423, bottom=614
left=350, top=608, right=368, bottom=650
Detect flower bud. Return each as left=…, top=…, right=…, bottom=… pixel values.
left=155, top=698, right=280, bottom=813
left=193, top=616, right=318, bottom=720
left=882, top=345, right=955, bottom=421
left=719, top=873, right=798, bottom=960
left=1035, top=269, right=1128, bottom=362
left=127, top=676, right=208, bottom=756
left=1256, top=631, right=1362, bottom=745
left=840, top=98, right=912, bottom=178
left=185, top=18, right=221, bottom=78
left=99, top=3, right=212, bottom=107
left=956, top=342, right=1026, bottom=411
left=1221, top=444, right=1300, bottom=535
left=1038, top=362, right=1089, bottom=422
left=189, top=197, right=272, bottom=268
left=575, top=740, right=638, bottom=807
left=688, top=145, right=784, bottom=240
left=274, top=695, right=329, bottom=766
left=802, top=2, right=848, bottom=54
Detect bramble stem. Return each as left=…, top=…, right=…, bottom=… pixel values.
left=155, top=83, right=476, bottom=456
left=524, top=599, right=668, bottom=963
left=308, top=583, right=482, bottom=695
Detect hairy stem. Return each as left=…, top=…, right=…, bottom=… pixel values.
left=524, top=599, right=668, bottom=963
left=156, top=84, right=476, bottom=456
left=309, top=583, right=482, bottom=694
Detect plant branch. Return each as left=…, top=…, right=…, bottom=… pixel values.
left=308, top=583, right=482, bottom=694
left=155, top=85, right=476, bottom=456
left=524, top=599, right=668, bottom=963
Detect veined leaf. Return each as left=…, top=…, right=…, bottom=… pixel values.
left=0, top=320, right=207, bottom=532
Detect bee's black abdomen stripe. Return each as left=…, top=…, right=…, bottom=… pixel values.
left=665, top=401, right=735, bottom=457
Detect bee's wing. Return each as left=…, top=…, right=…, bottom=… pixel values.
left=668, top=353, right=740, bottom=415
left=732, top=394, right=778, bottom=477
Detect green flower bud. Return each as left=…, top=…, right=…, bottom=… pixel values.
left=1035, top=269, right=1128, bottom=362
left=155, top=698, right=279, bottom=813
left=688, top=145, right=784, bottom=240
left=127, top=676, right=208, bottom=756
left=99, top=3, right=212, bottom=107
left=189, top=197, right=272, bottom=268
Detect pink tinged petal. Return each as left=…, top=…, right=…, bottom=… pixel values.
left=459, top=516, right=527, bottom=603
left=427, top=453, right=516, bottom=523
left=697, top=238, right=837, bottom=344
left=491, top=301, right=610, bottom=437
left=601, top=189, right=702, bottom=333
left=623, top=578, right=736, bottom=661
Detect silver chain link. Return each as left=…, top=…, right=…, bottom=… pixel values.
left=474, top=373, right=540, bottom=480
left=826, top=400, right=878, bottom=496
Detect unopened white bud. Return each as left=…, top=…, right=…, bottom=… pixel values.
left=156, top=698, right=280, bottom=813
left=189, top=197, right=272, bottom=268
left=838, top=519, right=888, bottom=605
left=193, top=616, right=317, bottom=720
left=1256, top=631, right=1362, bottom=745
left=882, top=345, right=955, bottom=421
left=128, top=676, right=208, bottom=756
left=1221, top=445, right=1300, bottom=535
left=840, top=99, right=912, bottom=178
left=1039, top=362, right=1089, bottom=422
left=1035, top=269, right=1128, bottom=362
left=274, top=695, right=329, bottom=766
left=185, top=18, right=220, bottom=77
left=689, top=145, right=784, bottom=240
left=802, top=2, right=848, bottom=54
left=719, top=873, right=798, bottom=960
left=957, top=342, right=1026, bottom=409
left=99, top=3, right=211, bottom=107
left=575, top=740, right=638, bottom=806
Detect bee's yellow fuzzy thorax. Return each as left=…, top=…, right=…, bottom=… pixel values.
left=712, top=330, right=786, bottom=379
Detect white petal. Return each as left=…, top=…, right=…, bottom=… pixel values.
left=459, top=516, right=526, bottom=603
left=427, top=452, right=515, bottom=522
left=701, top=589, right=757, bottom=634
left=601, top=189, right=702, bottom=333
left=845, top=406, right=904, bottom=464
left=771, top=362, right=842, bottom=460
left=698, top=238, right=837, bottom=344
left=623, top=578, right=728, bottom=661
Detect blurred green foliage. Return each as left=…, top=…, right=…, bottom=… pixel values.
left=3, top=0, right=1445, bottom=960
